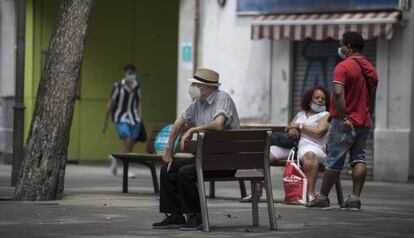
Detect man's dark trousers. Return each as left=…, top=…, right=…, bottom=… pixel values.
left=159, top=158, right=200, bottom=214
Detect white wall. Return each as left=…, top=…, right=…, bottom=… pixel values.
left=198, top=0, right=272, bottom=123
left=0, top=0, right=16, bottom=96
left=177, top=0, right=195, bottom=117
left=374, top=6, right=414, bottom=182
left=270, top=39, right=293, bottom=125
left=177, top=0, right=293, bottom=125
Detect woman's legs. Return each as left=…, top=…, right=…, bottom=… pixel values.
left=239, top=152, right=276, bottom=202
left=255, top=151, right=282, bottom=196
left=301, top=152, right=319, bottom=199
left=269, top=152, right=277, bottom=164
left=240, top=146, right=290, bottom=202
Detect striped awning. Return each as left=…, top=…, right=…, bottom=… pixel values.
left=251, top=11, right=401, bottom=41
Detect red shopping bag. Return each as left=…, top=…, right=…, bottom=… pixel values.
left=283, top=149, right=307, bottom=204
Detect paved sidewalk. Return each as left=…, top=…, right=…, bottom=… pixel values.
left=0, top=163, right=413, bottom=238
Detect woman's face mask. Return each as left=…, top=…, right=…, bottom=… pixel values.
left=310, top=103, right=326, bottom=113
left=310, top=89, right=327, bottom=113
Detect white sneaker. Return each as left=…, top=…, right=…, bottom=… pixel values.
left=128, top=171, right=136, bottom=178
left=108, top=155, right=117, bottom=175
left=308, top=194, right=316, bottom=203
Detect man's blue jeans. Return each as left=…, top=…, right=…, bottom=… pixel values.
left=325, top=118, right=370, bottom=172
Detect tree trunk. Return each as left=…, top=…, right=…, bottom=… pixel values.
left=14, top=0, right=95, bottom=200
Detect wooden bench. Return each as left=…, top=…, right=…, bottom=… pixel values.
left=208, top=125, right=344, bottom=206
left=112, top=123, right=343, bottom=206
left=111, top=123, right=194, bottom=194
left=195, top=130, right=277, bottom=232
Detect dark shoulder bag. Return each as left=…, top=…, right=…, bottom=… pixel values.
left=270, top=131, right=295, bottom=149
left=135, top=83, right=147, bottom=143
left=137, top=121, right=147, bottom=142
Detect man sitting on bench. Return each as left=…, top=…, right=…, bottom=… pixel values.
left=152, top=68, right=240, bottom=230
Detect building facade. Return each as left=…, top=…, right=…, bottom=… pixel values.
left=177, top=0, right=414, bottom=182
left=0, top=0, right=180, bottom=162
left=0, top=0, right=16, bottom=163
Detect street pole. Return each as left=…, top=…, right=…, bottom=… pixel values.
left=11, top=0, right=26, bottom=186
left=193, top=0, right=199, bottom=74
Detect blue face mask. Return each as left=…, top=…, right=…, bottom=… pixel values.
left=310, top=103, right=326, bottom=113
left=125, top=74, right=136, bottom=82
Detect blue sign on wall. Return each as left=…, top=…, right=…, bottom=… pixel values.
left=237, top=0, right=400, bottom=14
left=182, top=44, right=192, bottom=62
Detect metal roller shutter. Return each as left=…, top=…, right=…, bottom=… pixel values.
left=291, top=39, right=376, bottom=178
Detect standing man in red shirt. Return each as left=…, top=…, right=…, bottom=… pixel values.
left=307, top=32, right=378, bottom=210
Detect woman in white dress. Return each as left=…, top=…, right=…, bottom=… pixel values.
left=241, top=86, right=330, bottom=203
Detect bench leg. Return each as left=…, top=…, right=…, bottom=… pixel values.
left=264, top=172, right=277, bottom=230
left=335, top=177, right=344, bottom=207
left=209, top=181, right=215, bottom=198
left=122, top=161, right=129, bottom=193
left=196, top=168, right=209, bottom=231
left=239, top=181, right=247, bottom=198
left=251, top=181, right=259, bottom=227
left=149, top=162, right=159, bottom=194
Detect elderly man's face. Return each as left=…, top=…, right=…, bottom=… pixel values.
left=192, top=82, right=209, bottom=92
left=189, top=82, right=215, bottom=100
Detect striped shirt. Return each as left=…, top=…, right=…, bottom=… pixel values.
left=181, top=89, right=240, bottom=130
left=111, top=79, right=141, bottom=125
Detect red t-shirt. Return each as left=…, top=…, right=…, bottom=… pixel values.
left=330, top=56, right=378, bottom=127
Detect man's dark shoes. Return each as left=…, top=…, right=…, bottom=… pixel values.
left=152, top=214, right=186, bottom=229
left=180, top=213, right=202, bottom=231
left=305, top=194, right=331, bottom=209
left=341, top=195, right=362, bottom=211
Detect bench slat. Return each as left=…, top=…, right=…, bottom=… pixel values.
left=240, top=125, right=285, bottom=133
left=112, top=153, right=162, bottom=160
left=202, top=152, right=264, bottom=171
left=203, top=130, right=267, bottom=141
left=203, top=141, right=266, bottom=154
left=112, top=153, right=194, bottom=162
left=204, top=176, right=263, bottom=181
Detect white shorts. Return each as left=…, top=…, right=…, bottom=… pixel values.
left=270, top=145, right=326, bottom=162
left=297, top=145, right=326, bottom=163
left=269, top=146, right=291, bottom=160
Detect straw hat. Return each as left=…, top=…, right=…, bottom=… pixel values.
left=187, top=68, right=221, bottom=86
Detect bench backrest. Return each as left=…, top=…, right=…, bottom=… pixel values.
left=197, top=130, right=271, bottom=171
left=240, top=125, right=285, bottom=133
left=146, top=124, right=282, bottom=155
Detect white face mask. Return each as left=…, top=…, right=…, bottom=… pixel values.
left=338, top=47, right=347, bottom=59
left=310, top=103, right=326, bottom=113
left=188, top=85, right=201, bottom=100
left=125, top=74, right=136, bottom=82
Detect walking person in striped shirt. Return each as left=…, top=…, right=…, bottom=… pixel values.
left=102, top=64, right=142, bottom=178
